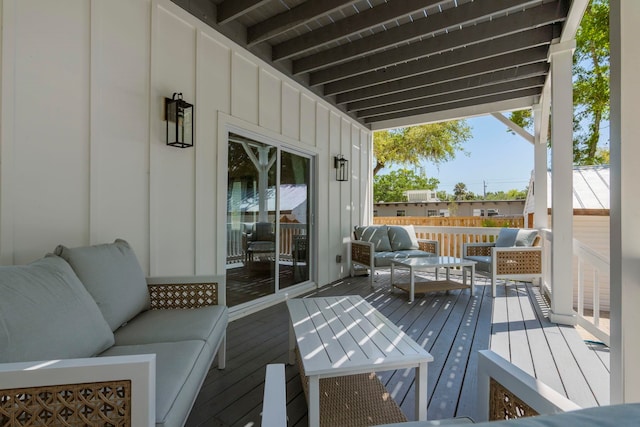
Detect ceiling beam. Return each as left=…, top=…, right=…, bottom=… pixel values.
left=247, top=0, right=360, bottom=46
left=311, top=3, right=566, bottom=87
left=491, top=112, right=535, bottom=144
left=292, top=0, right=542, bottom=75
left=330, top=32, right=553, bottom=101
left=217, top=0, right=270, bottom=24
left=370, top=96, right=539, bottom=130
left=365, top=87, right=542, bottom=125
left=347, top=62, right=549, bottom=112
left=272, top=0, right=447, bottom=61
left=357, top=76, right=546, bottom=119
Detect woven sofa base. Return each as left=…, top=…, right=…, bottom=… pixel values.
left=0, top=380, right=131, bottom=426
left=296, top=349, right=407, bottom=427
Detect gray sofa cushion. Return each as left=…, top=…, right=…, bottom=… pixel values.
left=55, top=239, right=151, bottom=331
left=101, top=340, right=215, bottom=427
left=515, top=229, right=538, bottom=247
left=375, top=250, right=434, bottom=267
left=355, top=225, right=392, bottom=252
left=0, top=256, right=114, bottom=363
left=495, top=228, right=519, bottom=247
left=388, top=225, right=419, bottom=251
left=114, top=305, right=228, bottom=347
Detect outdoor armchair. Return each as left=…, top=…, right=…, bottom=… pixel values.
left=463, top=228, right=542, bottom=297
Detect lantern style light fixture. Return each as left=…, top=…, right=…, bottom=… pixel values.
left=165, top=93, right=194, bottom=148
left=334, top=155, right=349, bottom=182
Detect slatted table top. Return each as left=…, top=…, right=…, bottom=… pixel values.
left=287, top=295, right=433, bottom=377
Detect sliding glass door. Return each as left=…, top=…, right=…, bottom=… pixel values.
left=226, top=132, right=312, bottom=307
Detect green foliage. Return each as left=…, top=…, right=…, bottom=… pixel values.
left=438, top=185, right=528, bottom=201
left=506, top=0, right=610, bottom=166
left=373, top=121, right=472, bottom=175
left=373, top=169, right=439, bottom=203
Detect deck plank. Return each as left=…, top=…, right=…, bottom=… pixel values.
left=185, top=273, right=609, bottom=427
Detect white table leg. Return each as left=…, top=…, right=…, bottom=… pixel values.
left=288, top=318, right=295, bottom=365
left=309, top=375, right=320, bottom=427
left=409, top=266, right=415, bottom=302
left=470, top=264, right=475, bottom=296
left=445, top=266, right=450, bottom=281
left=415, top=362, right=428, bottom=421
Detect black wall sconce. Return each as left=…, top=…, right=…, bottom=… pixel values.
left=334, top=155, right=349, bottom=181
left=165, top=93, right=194, bottom=148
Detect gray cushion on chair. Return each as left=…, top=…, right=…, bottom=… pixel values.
left=0, top=256, right=114, bottom=363
left=355, top=225, right=392, bottom=252
left=515, top=229, right=538, bottom=247
left=388, top=225, right=419, bottom=251
left=55, top=239, right=150, bottom=331
left=494, top=228, right=519, bottom=247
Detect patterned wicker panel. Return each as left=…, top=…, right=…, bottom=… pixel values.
left=418, top=240, right=437, bottom=254
left=466, top=245, right=493, bottom=256
left=0, top=380, right=131, bottom=426
left=148, top=282, right=218, bottom=309
left=495, top=250, right=542, bottom=275
left=295, top=348, right=407, bottom=427
left=489, top=378, right=539, bottom=420
left=351, top=244, right=372, bottom=266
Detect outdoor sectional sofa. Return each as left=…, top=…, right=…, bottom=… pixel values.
left=350, top=224, right=439, bottom=285
left=0, top=239, right=228, bottom=427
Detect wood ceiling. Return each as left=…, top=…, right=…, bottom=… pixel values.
left=172, top=0, right=573, bottom=129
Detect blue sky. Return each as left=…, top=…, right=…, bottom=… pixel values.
left=418, top=115, right=534, bottom=196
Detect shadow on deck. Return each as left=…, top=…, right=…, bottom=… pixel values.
left=186, top=271, right=610, bottom=427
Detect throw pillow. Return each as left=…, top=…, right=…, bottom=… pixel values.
left=494, top=228, right=519, bottom=247
left=515, top=229, right=539, bottom=247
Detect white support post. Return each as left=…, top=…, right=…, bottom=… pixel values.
left=610, top=0, right=640, bottom=404
left=533, top=85, right=550, bottom=229
left=548, top=40, right=576, bottom=325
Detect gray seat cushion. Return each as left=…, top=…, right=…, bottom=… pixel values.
left=375, top=250, right=434, bottom=267
left=100, top=340, right=215, bottom=427
left=0, top=256, right=114, bottom=363
left=55, top=239, right=151, bottom=331
left=114, top=305, right=228, bottom=348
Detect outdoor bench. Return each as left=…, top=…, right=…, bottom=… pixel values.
left=350, top=224, right=439, bottom=286
left=0, top=239, right=228, bottom=427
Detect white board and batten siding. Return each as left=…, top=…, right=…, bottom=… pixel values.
left=0, top=0, right=371, bottom=291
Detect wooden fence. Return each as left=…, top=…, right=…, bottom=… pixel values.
left=373, top=216, right=524, bottom=228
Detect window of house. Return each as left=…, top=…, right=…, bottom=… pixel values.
left=427, top=209, right=438, bottom=217
left=396, top=210, right=406, bottom=217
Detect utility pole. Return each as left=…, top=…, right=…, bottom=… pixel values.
left=483, top=180, right=487, bottom=199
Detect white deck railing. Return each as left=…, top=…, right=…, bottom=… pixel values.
left=226, top=222, right=306, bottom=264
left=414, top=225, right=609, bottom=345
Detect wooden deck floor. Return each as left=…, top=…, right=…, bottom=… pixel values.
left=185, top=271, right=610, bottom=427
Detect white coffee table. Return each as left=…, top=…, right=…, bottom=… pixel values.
left=287, top=295, right=433, bottom=427
left=390, top=256, right=476, bottom=302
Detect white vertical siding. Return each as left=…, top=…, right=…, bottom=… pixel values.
left=0, top=0, right=370, bottom=287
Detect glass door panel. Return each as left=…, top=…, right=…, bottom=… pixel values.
left=279, top=151, right=310, bottom=288
left=226, top=134, right=277, bottom=307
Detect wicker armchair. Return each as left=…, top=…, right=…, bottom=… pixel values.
left=463, top=229, right=542, bottom=297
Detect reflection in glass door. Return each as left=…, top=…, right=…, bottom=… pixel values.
left=226, top=133, right=312, bottom=307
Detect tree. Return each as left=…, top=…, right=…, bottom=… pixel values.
left=507, top=0, right=609, bottom=166
left=373, top=121, right=472, bottom=176
left=373, top=169, right=439, bottom=203
left=453, top=182, right=469, bottom=200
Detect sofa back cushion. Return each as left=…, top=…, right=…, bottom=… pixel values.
left=0, top=256, right=114, bottom=363
left=354, top=225, right=392, bottom=252
left=388, top=225, right=419, bottom=251
left=515, top=229, right=539, bottom=247
left=55, top=239, right=150, bottom=331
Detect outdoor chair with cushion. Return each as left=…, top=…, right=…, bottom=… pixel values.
left=462, top=228, right=542, bottom=297
left=243, top=222, right=276, bottom=265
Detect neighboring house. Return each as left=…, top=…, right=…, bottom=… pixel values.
left=374, top=199, right=525, bottom=218
left=524, top=165, right=611, bottom=312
